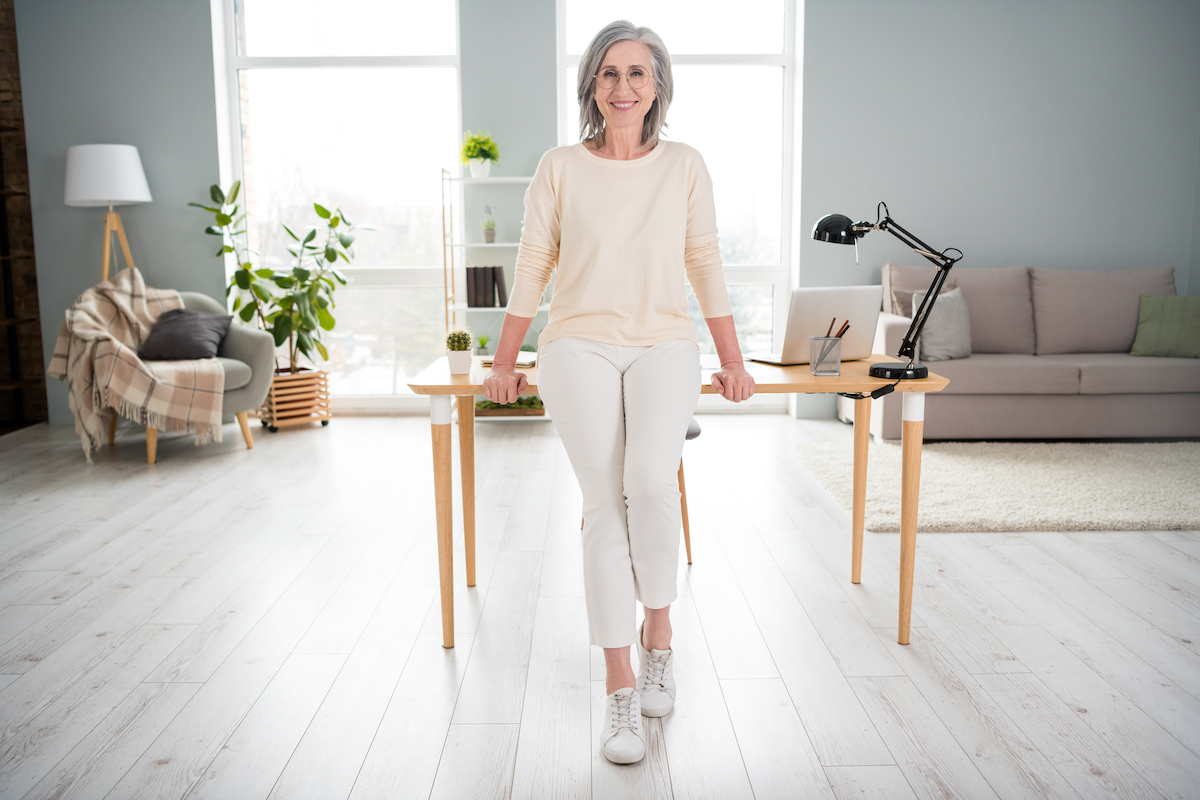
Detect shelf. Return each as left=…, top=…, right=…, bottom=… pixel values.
left=0, top=316, right=37, bottom=326
left=446, top=176, right=533, bottom=184
left=449, top=241, right=520, bottom=248
left=452, top=303, right=549, bottom=313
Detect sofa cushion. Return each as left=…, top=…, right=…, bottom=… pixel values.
left=912, top=287, right=971, bottom=361
left=1030, top=266, right=1176, bottom=355
left=952, top=266, right=1035, bottom=354
left=1130, top=295, right=1200, bottom=358
left=882, top=262, right=957, bottom=316
left=922, top=354, right=1080, bottom=395
left=216, top=357, right=252, bottom=391
left=138, top=308, right=232, bottom=361
left=1038, top=353, right=1200, bottom=394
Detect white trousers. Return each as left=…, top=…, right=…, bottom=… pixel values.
left=536, top=336, right=700, bottom=648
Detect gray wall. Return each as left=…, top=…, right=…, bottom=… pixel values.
left=797, top=0, right=1200, bottom=296
left=16, top=0, right=224, bottom=424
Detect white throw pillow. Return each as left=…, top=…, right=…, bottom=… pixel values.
left=911, top=286, right=971, bottom=361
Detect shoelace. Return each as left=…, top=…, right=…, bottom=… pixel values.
left=640, top=652, right=670, bottom=693
left=609, top=692, right=636, bottom=735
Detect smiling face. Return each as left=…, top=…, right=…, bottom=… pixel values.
left=593, top=39, right=657, bottom=138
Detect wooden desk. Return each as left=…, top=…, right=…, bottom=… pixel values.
left=409, top=354, right=948, bottom=648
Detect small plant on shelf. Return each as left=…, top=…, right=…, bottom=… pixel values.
left=476, top=334, right=490, bottom=353
left=460, top=131, right=499, bottom=164
left=482, top=204, right=497, bottom=242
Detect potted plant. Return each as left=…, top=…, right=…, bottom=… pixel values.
left=447, top=327, right=473, bottom=374
left=476, top=334, right=490, bottom=355
left=461, top=131, right=499, bottom=178
left=192, top=181, right=367, bottom=430
left=482, top=204, right=497, bottom=243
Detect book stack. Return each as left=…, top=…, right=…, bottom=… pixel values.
left=466, top=265, right=509, bottom=308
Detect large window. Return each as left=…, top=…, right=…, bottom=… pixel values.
left=219, top=0, right=460, bottom=405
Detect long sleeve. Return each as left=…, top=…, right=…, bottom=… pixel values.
left=684, top=154, right=732, bottom=319
left=507, top=153, right=560, bottom=318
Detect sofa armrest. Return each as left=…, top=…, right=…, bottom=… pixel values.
left=219, top=324, right=276, bottom=410
left=874, top=312, right=920, bottom=362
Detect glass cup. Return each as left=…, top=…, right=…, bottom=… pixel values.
left=809, top=336, right=841, bottom=376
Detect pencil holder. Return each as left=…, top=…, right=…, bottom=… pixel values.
left=809, top=336, right=841, bottom=376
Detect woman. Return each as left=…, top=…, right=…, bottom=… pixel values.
left=483, top=20, right=755, bottom=766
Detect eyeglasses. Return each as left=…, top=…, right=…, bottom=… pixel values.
left=594, top=67, right=653, bottom=90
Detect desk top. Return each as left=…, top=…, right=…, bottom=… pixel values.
left=408, top=353, right=948, bottom=396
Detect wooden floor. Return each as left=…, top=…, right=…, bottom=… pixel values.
left=1, top=415, right=1199, bottom=800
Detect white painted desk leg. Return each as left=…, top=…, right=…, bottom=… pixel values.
left=851, top=396, right=871, bottom=584
left=898, top=392, right=925, bottom=645
left=430, top=394, right=455, bottom=648
left=457, top=395, right=476, bottom=587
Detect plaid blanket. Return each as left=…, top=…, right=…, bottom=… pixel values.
left=47, top=267, right=225, bottom=463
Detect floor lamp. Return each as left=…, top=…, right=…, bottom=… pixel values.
left=64, top=144, right=152, bottom=282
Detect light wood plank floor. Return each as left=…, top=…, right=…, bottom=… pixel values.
left=1, top=415, right=1199, bottom=800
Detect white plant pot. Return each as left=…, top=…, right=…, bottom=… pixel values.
left=447, top=349, right=473, bottom=375
left=469, top=158, right=491, bottom=178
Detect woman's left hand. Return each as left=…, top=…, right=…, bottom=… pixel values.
left=711, top=362, right=755, bottom=403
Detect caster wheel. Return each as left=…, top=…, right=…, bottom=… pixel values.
left=321, top=420, right=329, bottom=426
left=268, top=426, right=279, bottom=433
left=260, top=419, right=268, bottom=427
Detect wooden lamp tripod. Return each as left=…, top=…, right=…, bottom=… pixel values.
left=64, top=144, right=153, bottom=449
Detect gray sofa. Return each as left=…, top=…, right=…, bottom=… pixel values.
left=180, top=291, right=275, bottom=427
left=837, top=263, right=1200, bottom=441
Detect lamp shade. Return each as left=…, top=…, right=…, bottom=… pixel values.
left=811, top=213, right=857, bottom=245
left=64, top=144, right=152, bottom=207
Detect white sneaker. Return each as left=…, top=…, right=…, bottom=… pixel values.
left=600, top=687, right=646, bottom=764
left=637, top=621, right=676, bottom=717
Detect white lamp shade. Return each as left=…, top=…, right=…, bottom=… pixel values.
left=64, top=144, right=152, bottom=207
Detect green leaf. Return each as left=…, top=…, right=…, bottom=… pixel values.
left=330, top=216, right=340, bottom=228
left=336, top=233, right=355, bottom=248
left=251, top=282, right=272, bottom=302
left=272, top=275, right=295, bottom=289
left=239, top=301, right=257, bottom=322
left=337, top=208, right=352, bottom=226
left=324, top=247, right=337, bottom=263
left=282, top=224, right=299, bottom=241
left=210, top=184, right=225, bottom=204
left=313, top=203, right=331, bottom=219
left=204, top=226, right=222, bottom=236
left=299, top=301, right=317, bottom=331
left=286, top=248, right=298, bottom=258
left=277, top=295, right=294, bottom=309
left=307, top=283, right=320, bottom=303
left=297, top=329, right=314, bottom=358
left=317, top=306, right=335, bottom=331
left=255, top=268, right=273, bottom=278
left=303, top=229, right=317, bottom=244
left=224, top=283, right=232, bottom=298
left=216, top=213, right=232, bottom=227
left=272, top=313, right=292, bottom=346
left=340, top=250, right=352, bottom=263
left=188, top=202, right=220, bottom=212
left=235, top=270, right=251, bottom=290
left=215, top=247, right=226, bottom=257
left=332, top=270, right=348, bottom=285
left=314, top=339, right=329, bottom=360
left=222, top=245, right=235, bottom=254
left=226, top=180, right=241, bottom=204
left=232, top=294, right=242, bottom=311
left=293, top=267, right=311, bottom=282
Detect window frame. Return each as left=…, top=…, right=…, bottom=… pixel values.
left=214, top=0, right=463, bottom=412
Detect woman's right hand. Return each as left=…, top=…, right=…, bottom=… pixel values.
left=484, top=365, right=528, bottom=405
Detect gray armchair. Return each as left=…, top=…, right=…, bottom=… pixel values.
left=110, top=291, right=276, bottom=463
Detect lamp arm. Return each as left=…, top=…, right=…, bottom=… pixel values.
left=856, top=215, right=961, bottom=360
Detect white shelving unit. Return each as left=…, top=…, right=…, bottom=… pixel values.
left=440, top=170, right=548, bottom=334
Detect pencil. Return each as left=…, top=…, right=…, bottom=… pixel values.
left=825, top=317, right=836, bottom=337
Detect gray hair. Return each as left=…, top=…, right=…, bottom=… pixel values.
left=577, top=20, right=673, bottom=148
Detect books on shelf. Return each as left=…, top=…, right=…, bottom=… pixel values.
left=466, top=265, right=509, bottom=308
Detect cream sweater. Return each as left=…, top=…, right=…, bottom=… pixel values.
left=507, top=139, right=733, bottom=347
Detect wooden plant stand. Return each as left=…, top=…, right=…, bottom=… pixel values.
left=256, top=367, right=331, bottom=432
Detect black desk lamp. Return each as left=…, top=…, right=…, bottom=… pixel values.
left=812, top=202, right=962, bottom=380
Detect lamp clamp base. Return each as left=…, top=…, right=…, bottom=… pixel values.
left=869, top=362, right=929, bottom=380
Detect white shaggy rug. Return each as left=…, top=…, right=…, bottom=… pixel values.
left=793, top=441, right=1200, bottom=532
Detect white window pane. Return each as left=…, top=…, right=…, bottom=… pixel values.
left=669, top=66, right=783, bottom=265
left=566, top=1, right=785, bottom=54
left=687, top=284, right=774, bottom=354
left=240, top=67, right=458, bottom=270
left=237, top=0, right=456, bottom=57
left=324, top=284, right=445, bottom=395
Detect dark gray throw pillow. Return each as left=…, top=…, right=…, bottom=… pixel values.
left=138, top=308, right=232, bottom=361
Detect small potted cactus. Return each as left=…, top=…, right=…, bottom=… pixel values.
left=482, top=204, right=497, bottom=243
left=446, top=327, right=474, bottom=374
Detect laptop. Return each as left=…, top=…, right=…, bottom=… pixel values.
left=746, top=286, right=883, bottom=366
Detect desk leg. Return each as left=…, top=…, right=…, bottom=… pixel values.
left=898, top=392, right=925, bottom=645
left=457, top=395, right=476, bottom=587
left=431, top=395, right=455, bottom=648
left=851, top=397, right=871, bottom=584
